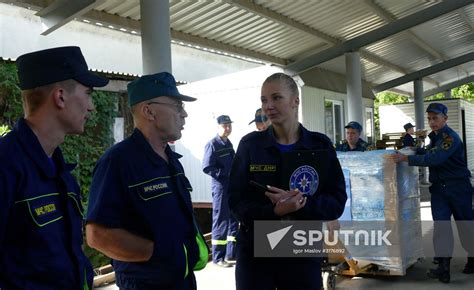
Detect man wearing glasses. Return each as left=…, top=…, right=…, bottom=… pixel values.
left=85, top=72, right=208, bottom=290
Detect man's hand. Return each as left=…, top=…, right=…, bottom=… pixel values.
left=389, top=152, right=408, bottom=163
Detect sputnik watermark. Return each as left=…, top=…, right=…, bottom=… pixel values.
left=255, top=220, right=474, bottom=258
left=255, top=220, right=400, bottom=258
left=292, top=229, right=392, bottom=247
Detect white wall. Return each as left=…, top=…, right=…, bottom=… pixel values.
left=300, top=86, right=374, bottom=140
left=0, top=3, right=259, bottom=82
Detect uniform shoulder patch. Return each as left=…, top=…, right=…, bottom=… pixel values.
left=441, top=135, right=453, bottom=150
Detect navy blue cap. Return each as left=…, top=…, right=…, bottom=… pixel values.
left=127, top=72, right=196, bottom=106
left=426, top=103, right=448, bottom=115
left=345, top=121, right=362, bottom=132
left=16, top=46, right=109, bottom=90
left=403, top=122, right=415, bottom=131
left=248, top=108, right=268, bottom=125
left=217, top=115, right=232, bottom=124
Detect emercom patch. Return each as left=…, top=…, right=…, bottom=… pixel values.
left=442, top=136, right=453, bottom=150
left=250, top=164, right=276, bottom=172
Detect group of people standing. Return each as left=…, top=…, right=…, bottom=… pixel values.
left=0, top=45, right=472, bottom=290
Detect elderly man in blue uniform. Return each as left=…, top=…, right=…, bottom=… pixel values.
left=248, top=108, right=271, bottom=131
left=392, top=103, right=474, bottom=283
left=86, top=72, right=208, bottom=290
left=335, top=121, right=369, bottom=152
left=401, top=122, right=416, bottom=148
left=0, top=46, right=108, bottom=289
left=202, top=115, right=238, bottom=267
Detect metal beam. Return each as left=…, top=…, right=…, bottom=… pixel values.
left=458, top=8, right=474, bottom=31
left=372, top=52, right=474, bottom=93
left=363, top=0, right=444, bottom=60
left=286, top=0, right=474, bottom=73
left=423, top=75, right=474, bottom=97
left=36, top=0, right=103, bottom=35
left=230, top=0, right=441, bottom=85
left=229, top=0, right=339, bottom=45
left=358, top=52, right=439, bottom=86
left=79, top=8, right=287, bottom=65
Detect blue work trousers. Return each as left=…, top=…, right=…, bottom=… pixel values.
left=430, top=179, right=474, bottom=257
left=212, top=185, right=238, bottom=262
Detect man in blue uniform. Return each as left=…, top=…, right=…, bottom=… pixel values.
left=0, top=46, right=109, bottom=289
left=86, top=72, right=208, bottom=290
left=248, top=108, right=271, bottom=131
left=335, top=121, right=369, bottom=152
left=401, top=122, right=416, bottom=148
left=392, top=103, right=474, bottom=283
left=202, top=115, right=238, bottom=267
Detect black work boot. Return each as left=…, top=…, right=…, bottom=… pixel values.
left=462, top=257, right=474, bottom=274
left=427, top=257, right=450, bottom=283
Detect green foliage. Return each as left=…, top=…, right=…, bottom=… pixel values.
left=374, top=91, right=409, bottom=139
left=0, top=61, right=117, bottom=269
left=0, top=61, right=23, bottom=126
left=452, top=83, right=474, bottom=102
left=424, top=93, right=445, bottom=101
left=0, top=124, right=10, bottom=136
left=62, top=90, right=117, bottom=268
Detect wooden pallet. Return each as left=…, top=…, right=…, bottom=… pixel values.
left=376, top=133, right=404, bottom=150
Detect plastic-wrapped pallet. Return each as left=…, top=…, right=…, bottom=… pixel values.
left=336, top=150, right=423, bottom=275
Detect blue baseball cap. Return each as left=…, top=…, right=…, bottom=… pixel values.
left=127, top=72, right=196, bottom=106
left=426, top=103, right=448, bottom=115
left=248, top=108, right=268, bottom=125
left=16, top=46, right=109, bottom=90
left=404, top=122, right=415, bottom=131
left=217, top=115, right=232, bottom=124
left=345, top=121, right=362, bottom=132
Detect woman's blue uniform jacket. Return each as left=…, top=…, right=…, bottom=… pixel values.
left=228, top=125, right=347, bottom=248
left=86, top=129, right=202, bottom=285
left=0, top=118, right=92, bottom=290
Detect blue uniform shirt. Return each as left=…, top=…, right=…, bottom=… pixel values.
left=86, top=129, right=202, bottom=285
left=229, top=125, right=347, bottom=248
left=0, top=118, right=92, bottom=290
left=408, top=125, right=471, bottom=183
left=402, top=133, right=415, bottom=148
left=202, top=135, right=235, bottom=188
left=335, top=138, right=369, bottom=152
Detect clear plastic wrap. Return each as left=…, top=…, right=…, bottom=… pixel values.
left=336, top=150, right=423, bottom=275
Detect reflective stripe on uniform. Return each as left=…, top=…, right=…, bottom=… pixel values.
left=227, top=236, right=236, bottom=242
left=183, top=244, right=189, bottom=278
left=211, top=239, right=228, bottom=245
left=193, top=232, right=209, bottom=271
left=83, top=269, right=89, bottom=290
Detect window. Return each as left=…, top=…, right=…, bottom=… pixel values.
left=365, top=107, right=374, bottom=144
left=325, top=99, right=344, bottom=144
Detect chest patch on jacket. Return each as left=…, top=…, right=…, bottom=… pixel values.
left=143, top=182, right=169, bottom=193
left=249, top=164, right=276, bottom=172
left=33, top=203, right=57, bottom=217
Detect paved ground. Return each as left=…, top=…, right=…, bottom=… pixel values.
left=98, top=184, right=474, bottom=290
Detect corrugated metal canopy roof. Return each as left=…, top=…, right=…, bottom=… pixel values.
left=4, top=0, right=474, bottom=97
